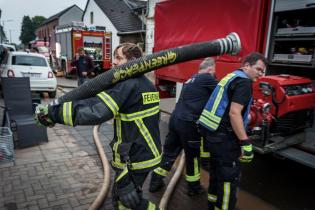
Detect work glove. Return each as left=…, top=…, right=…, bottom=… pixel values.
left=239, top=139, right=254, bottom=163
left=34, top=104, right=55, bottom=127
left=116, top=181, right=141, bottom=209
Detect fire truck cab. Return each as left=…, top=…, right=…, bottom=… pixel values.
left=55, top=22, right=112, bottom=78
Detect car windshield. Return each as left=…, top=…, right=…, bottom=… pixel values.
left=37, top=46, right=49, bottom=53
left=12, top=55, right=47, bottom=67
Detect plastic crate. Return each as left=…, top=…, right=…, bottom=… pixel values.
left=0, top=127, right=14, bottom=164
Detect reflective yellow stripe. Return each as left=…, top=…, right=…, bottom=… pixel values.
left=115, top=167, right=128, bottom=182
left=208, top=194, right=217, bottom=202
left=218, top=73, right=235, bottom=86
left=112, top=154, right=161, bottom=170
left=118, top=201, right=131, bottom=210
left=135, top=119, right=160, bottom=158
left=194, top=157, right=199, bottom=175
left=215, top=207, right=221, bottom=210
left=211, top=86, right=224, bottom=114
left=186, top=173, right=201, bottom=182
left=202, top=109, right=221, bottom=123
left=200, top=137, right=210, bottom=158
left=186, top=157, right=200, bottom=182
left=153, top=167, right=169, bottom=177
left=222, top=182, right=231, bottom=210
left=211, top=73, right=235, bottom=115
left=147, top=202, right=156, bottom=210
left=97, top=91, right=119, bottom=116
left=199, top=115, right=219, bottom=130
left=113, top=118, right=122, bottom=165
left=118, top=106, right=160, bottom=121
left=63, top=102, right=73, bottom=126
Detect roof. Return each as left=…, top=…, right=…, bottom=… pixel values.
left=93, top=0, right=145, bottom=33
left=41, top=4, right=83, bottom=25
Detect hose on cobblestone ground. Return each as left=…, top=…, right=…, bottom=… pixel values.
left=53, top=32, right=241, bottom=105
left=159, top=151, right=186, bottom=209
left=89, top=125, right=111, bottom=210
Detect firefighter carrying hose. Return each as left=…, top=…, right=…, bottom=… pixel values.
left=35, top=43, right=162, bottom=210
left=149, top=57, right=218, bottom=196
left=198, top=53, right=267, bottom=210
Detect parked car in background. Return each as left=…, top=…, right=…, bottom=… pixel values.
left=0, top=43, right=16, bottom=52
left=0, top=51, right=57, bottom=98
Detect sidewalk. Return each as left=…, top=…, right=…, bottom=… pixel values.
left=0, top=123, right=116, bottom=210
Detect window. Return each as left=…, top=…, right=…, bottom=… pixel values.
left=12, top=56, right=47, bottom=67
left=90, top=12, right=94, bottom=24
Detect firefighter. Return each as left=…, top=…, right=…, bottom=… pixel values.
left=198, top=53, right=267, bottom=210
left=149, top=57, right=218, bottom=196
left=35, top=43, right=162, bottom=210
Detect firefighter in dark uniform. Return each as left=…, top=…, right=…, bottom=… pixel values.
left=198, top=53, right=267, bottom=210
left=35, top=43, right=162, bottom=210
left=149, top=57, right=218, bottom=196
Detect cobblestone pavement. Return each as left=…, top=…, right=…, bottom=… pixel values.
left=0, top=123, right=116, bottom=210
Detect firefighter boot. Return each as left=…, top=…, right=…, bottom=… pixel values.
left=149, top=172, right=165, bottom=192
left=187, top=182, right=205, bottom=196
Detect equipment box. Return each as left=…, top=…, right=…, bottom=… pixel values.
left=272, top=54, right=313, bottom=64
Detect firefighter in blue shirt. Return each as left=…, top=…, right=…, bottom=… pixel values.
left=35, top=43, right=162, bottom=210
left=198, top=52, right=267, bottom=210
left=149, top=57, right=218, bottom=196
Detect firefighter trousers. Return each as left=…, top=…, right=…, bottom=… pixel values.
left=204, top=131, right=241, bottom=210
left=154, top=115, right=202, bottom=186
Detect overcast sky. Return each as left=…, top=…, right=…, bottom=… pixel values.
left=0, top=0, right=87, bottom=44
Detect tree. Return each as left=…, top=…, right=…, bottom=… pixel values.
left=32, top=16, right=46, bottom=29
left=19, top=16, right=34, bottom=45
left=19, top=15, right=46, bottom=46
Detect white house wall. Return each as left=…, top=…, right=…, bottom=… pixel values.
left=83, top=0, right=119, bottom=57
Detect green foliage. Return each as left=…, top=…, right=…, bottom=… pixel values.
left=19, top=15, right=46, bottom=45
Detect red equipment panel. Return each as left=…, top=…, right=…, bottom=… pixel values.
left=253, top=75, right=315, bottom=117
left=154, top=0, right=271, bottom=81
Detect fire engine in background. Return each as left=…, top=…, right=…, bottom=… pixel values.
left=151, top=0, right=315, bottom=168
left=54, top=22, right=112, bottom=78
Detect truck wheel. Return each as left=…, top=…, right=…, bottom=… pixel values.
left=48, top=90, right=57, bottom=98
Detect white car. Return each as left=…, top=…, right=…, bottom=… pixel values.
left=0, top=51, right=57, bottom=98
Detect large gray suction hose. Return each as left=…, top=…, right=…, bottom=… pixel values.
left=54, top=32, right=241, bottom=105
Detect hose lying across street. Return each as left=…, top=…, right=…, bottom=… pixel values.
left=55, top=33, right=241, bottom=209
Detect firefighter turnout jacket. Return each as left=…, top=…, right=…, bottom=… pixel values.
left=48, top=75, right=162, bottom=179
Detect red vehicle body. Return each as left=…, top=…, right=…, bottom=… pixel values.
left=153, top=0, right=315, bottom=168
left=55, top=23, right=112, bottom=77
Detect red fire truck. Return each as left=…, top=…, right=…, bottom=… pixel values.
left=55, top=22, right=112, bottom=78
left=152, top=0, right=315, bottom=168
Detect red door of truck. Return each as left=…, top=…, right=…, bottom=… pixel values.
left=154, top=0, right=271, bottom=81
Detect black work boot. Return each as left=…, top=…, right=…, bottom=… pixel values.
left=149, top=172, right=165, bottom=192
left=187, top=182, right=205, bottom=196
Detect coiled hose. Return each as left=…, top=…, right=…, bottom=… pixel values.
left=54, top=32, right=241, bottom=105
